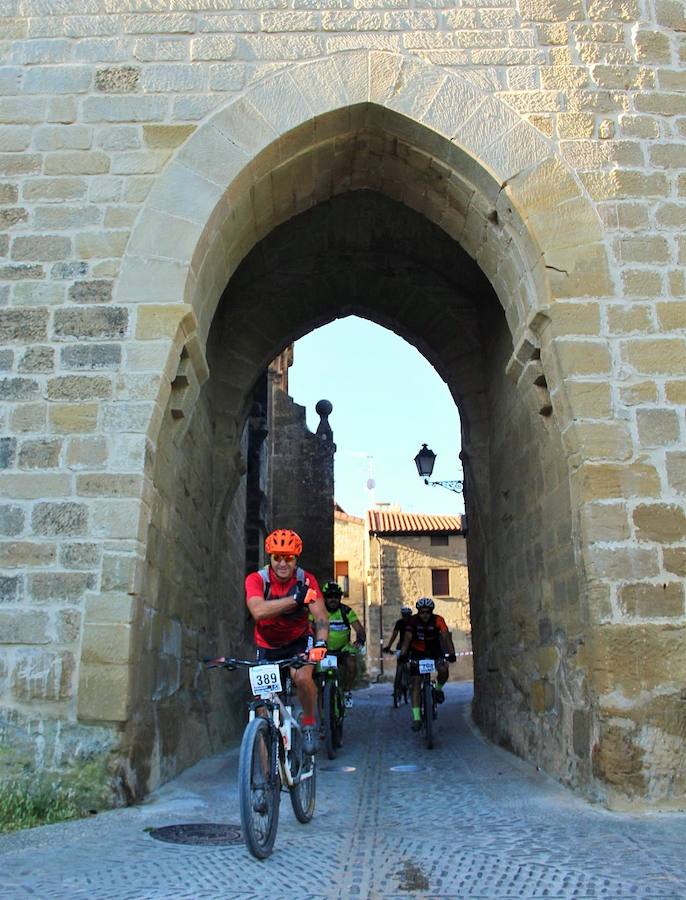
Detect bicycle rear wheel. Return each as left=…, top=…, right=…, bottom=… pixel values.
left=238, top=716, right=280, bottom=859
left=322, top=680, right=337, bottom=759
left=333, top=686, right=344, bottom=749
left=422, top=680, right=434, bottom=750
left=289, top=726, right=317, bottom=823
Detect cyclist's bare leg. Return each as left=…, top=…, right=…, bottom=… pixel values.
left=292, top=664, right=317, bottom=720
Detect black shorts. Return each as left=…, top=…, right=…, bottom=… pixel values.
left=256, top=633, right=312, bottom=663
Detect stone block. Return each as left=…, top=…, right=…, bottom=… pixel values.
left=81, top=623, right=133, bottom=665
left=55, top=607, right=82, bottom=643
left=657, top=300, right=686, bottom=332
left=0, top=575, right=22, bottom=603
left=74, top=230, right=128, bottom=259
left=12, top=282, right=66, bottom=307
left=83, top=96, right=168, bottom=123
left=620, top=270, right=662, bottom=299
left=33, top=125, right=93, bottom=152
left=17, top=347, right=55, bottom=372
left=23, top=66, right=92, bottom=94
left=60, top=344, right=122, bottom=369
left=607, top=303, right=653, bottom=334
left=0, top=505, right=25, bottom=537
left=47, top=375, right=112, bottom=401
left=664, top=548, right=686, bottom=577
left=586, top=545, right=658, bottom=580
left=23, top=177, right=87, bottom=202
left=84, top=592, right=137, bottom=625
left=66, top=436, right=108, bottom=469
left=32, top=502, right=88, bottom=537
left=574, top=460, right=661, bottom=502
left=655, top=0, right=686, bottom=30
left=0, top=437, right=17, bottom=469
left=76, top=474, right=144, bottom=497
left=10, top=403, right=47, bottom=433
left=0, top=153, right=41, bottom=176
left=44, top=152, right=110, bottom=176
left=53, top=307, right=128, bottom=340
left=636, top=408, right=680, bottom=447
left=95, top=67, right=140, bottom=93
left=142, top=124, right=195, bottom=149
left=618, top=582, right=684, bottom=618
left=67, top=280, right=113, bottom=305
left=11, top=649, right=75, bottom=701
left=622, top=339, right=686, bottom=375
left=33, top=205, right=102, bottom=230
left=135, top=304, right=196, bottom=340
left=101, top=554, right=143, bottom=593
left=634, top=503, right=686, bottom=543
left=77, top=662, right=130, bottom=721
left=0, top=541, right=55, bottom=568
left=0, top=378, right=39, bottom=401
left=633, top=28, right=671, bottom=63
left=11, top=235, right=71, bottom=262
left=191, top=35, right=238, bottom=60
left=0, top=611, right=49, bottom=645
left=531, top=678, right=555, bottom=713
left=0, top=264, right=45, bottom=280
left=0, top=183, right=19, bottom=204
left=564, top=421, right=633, bottom=461
left=666, top=452, right=686, bottom=495
left=553, top=339, right=612, bottom=375
left=29, top=571, right=95, bottom=602
left=92, top=499, right=147, bottom=541
left=49, top=403, right=99, bottom=434
left=0, top=207, right=28, bottom=228
left=18, top=439, right=61, bottom=469
left=60, top=542, right=100, bottom=569
left=665, top=381, right=686, bottom=404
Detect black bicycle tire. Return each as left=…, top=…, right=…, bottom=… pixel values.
left=238, top=716, right=280, bottom=859
left=322, top=680, right=337, bottom=759
left=393, top=666, right=402, bottom=707
left=334, top=685, right=344, bottom=748
left=289, top=728, right=317, bottom=823
left=401, top=664, right=410, bottom=704
left=423, top=680, right=434, bottom=749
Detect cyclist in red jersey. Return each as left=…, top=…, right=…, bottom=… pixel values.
left=398, top=597, right=456, bottom=731
left=244, top=529, right=328, bottom=755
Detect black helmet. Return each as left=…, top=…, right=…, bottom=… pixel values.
left=400, top=606, right=412, bottom=617
left=416, top=597, right=435, bottom=611
left=322, top=581, right=343, bottom=598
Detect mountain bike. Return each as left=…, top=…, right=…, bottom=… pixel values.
left=316, top=653, right=344, bottom=759
left=415, top=658, right=439, bottom=749
left=205, top=655, right=316, bottom=859
left=392, top=650, right=410, bottom=707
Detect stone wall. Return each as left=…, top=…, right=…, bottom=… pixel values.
left=0, top=0, right=685, bottom=807
left=333, top=508, right=366, bottom=624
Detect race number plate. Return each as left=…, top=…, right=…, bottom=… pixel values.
left=418, top=659, right=435, bottom=675
left=249, top=664, right=282, bottom=696
left=319, top=655, right=338, bottom=670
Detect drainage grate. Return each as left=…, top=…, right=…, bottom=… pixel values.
left=147, top=823, right=242, bottom=846
left=389, top=764, right=425, bottom=773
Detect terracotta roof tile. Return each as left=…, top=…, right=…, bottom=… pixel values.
left=366, top=510, right=465, bottom=534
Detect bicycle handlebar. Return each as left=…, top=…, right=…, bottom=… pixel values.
left=204, top=655, right=315, bottom=671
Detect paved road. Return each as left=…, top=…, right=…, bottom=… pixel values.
left=1, top=682, right=685, bottom=899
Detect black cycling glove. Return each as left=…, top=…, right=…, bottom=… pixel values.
left=292, top=582, right=309, bottom=607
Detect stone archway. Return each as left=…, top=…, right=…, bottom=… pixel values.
left=74, top=51, right=681, bottom=809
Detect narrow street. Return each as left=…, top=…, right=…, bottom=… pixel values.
left=1, top=683, right=685, bottom=899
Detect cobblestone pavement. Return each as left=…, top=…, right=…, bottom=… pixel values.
left=1, top=682, right=685, bottom=899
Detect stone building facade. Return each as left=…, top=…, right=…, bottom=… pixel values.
left=366, top=508, right=472, bottom=679
left=0, top=1, right=685, bottom=809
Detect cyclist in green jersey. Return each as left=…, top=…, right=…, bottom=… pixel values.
left=320, top=581, right=366, bottom=708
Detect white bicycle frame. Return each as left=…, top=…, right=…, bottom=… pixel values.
left=248, top=689, right=315, bottom=789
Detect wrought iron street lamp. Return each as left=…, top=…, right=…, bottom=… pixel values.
left=413, top=443, right=463, bottom=494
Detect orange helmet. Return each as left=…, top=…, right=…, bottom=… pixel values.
left=265, top=529, right=302, bottom=556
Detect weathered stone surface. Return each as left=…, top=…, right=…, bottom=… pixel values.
left=95, top=66, right=140, bottom=93
left=68, top=280, right=113, bottom=304
left=49, top=403, right=99, bottom=434
left=0, top=575, right=22, bottom=604
left=32, top=502, right=89, bottom=536
left=0, top=308, right=48, bottom=342
left=53, top=307, right=128, bottom=340
left=0, top=506, right=25, bottom=537
left=18, top=346, right=55, bottom=373
left=18, top=439, right=61, bottom=469
left=618, top=582, right=685, bottom=619
left=0, top=438, right=17, bottom=470
left=0, top=378, right=39, bottom=401
left=0, top=541, right=56, bottom=568
left=28, top=572, right=95, bottom=602
left=60, top=542, right=100, bottom=569
left=0, top=611, right=50, bottom=645
left=60, top=344, right=122, bottom=369
left=11, top=649, right=75, bottom=700
left=666, top=452, right=686, bottom=495
left=11, top=235, right=71, bottom=261
left=634, top=504, right=686, bottom=543
left=47, top=375, right=112, bottom=401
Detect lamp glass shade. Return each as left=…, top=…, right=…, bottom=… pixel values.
left=414, top=444, right=436, bottom=478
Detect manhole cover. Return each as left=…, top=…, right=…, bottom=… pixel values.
left=147, top=823, right=242, bottom=846
left=390, top=764, right=425, bottom=773
left=319, top=765, right=356, bottom=773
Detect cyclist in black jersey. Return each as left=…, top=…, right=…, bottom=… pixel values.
left=383, top=606, right=413, bottom=653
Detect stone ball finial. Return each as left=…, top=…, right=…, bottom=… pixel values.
left=315, top=399, right=333, bottom=441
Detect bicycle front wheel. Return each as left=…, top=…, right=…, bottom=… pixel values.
left=238, top=716, right=281, bottom=859
left=289, top=726, right=317, bottom=823
left=422, top=680, right=434, bottom=750
left=393, top=666, right=402, bottom=707
left=323, top=680, right=337, bottom=759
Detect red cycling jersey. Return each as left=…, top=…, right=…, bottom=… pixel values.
left=245, top=567, right=322, bottom=649
left=407, top=612, right=448, bottom=654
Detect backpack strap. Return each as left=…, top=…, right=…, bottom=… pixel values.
left=258, top=565, right=307, bottom=602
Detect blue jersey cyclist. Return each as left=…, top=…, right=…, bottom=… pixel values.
left=319, top=581, right=366, bottom=709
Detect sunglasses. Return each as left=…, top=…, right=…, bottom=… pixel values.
left=271, top=554, right=296, bottom=563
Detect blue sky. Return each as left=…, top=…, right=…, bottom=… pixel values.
left=289, top=316, right=464, bottom=519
